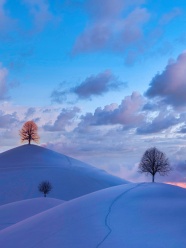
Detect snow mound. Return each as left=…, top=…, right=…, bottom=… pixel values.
left=0, top=183, right=186, bottom=248
left=0, top=144, right=127, bottom=205
left=0, top=197, right=64, bottom=230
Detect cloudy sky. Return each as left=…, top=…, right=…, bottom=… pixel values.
left=1, top=0, right=186, bottom=186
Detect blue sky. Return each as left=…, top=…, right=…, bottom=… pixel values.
left=1, top=0, right=186, bottom=186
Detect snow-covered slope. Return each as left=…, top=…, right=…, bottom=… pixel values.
left=0, top=183, right=186, bottom=248
left=0, top=198, right=64, bottom=230
left=0, top=144, right=127, bottom=205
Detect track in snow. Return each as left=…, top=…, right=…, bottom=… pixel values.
left=96, top=183, right=144, bottom=248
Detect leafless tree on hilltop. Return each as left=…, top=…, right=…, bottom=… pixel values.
left=138, top=147, right=171, bottom=182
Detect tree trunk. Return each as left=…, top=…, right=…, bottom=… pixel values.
left=28, top=134, right=31, bottom=144
left=44, top=193, right=46, bottom=197
left=152, top=174, right=155, bottom=182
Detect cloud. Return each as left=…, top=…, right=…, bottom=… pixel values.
left=0, top=63, right=19, bottom=101
left=42, top=120, right=184, bottom=183
left=51, top=70, right=126, bottom=103
left=142, top=101, right=160, bottom=111
left=0, top=0, right=16, bottom=34
left=0, top=64, right=9, bottom=100
left=79, top=92, right=145, bottom=128
left=85, top=0, right=146, bottom=21
left=23, top=0, right=54, bottom=31
left=73, top=0, right=150, bottom=55
left=137, top=111, right=180, bottom=134
left=51, top=88, right=67, bottom=104
left=145, top=52, right=186, bottom=108
left=0, top=111, right=19, bottom=128
left=71, top=2, right=184, bottom=64
left=165, top=149, right=186, bottom=183
left=74, top=70, right=126, bottom=99
left=40, top=93, right=186, bottom=184
left=117, top=7, right=150, bottom=47
left=178, top=126, right=186, bottom=133
left=24, top=107, right=36, bottom=118
left=0, top=0, right=59, bottom=43
left=73, top=25, right=111, bottom=52
left=42, top=108, right=58, bottom=113
left=159, top=8, right=182, bottom=25
left=23, top=0, right=52, bottom=27
left=43, top=107, right=80, bottom=131
left=85, top=0, right=125, bottom=20
left=42, top=125, right=145, bottom=182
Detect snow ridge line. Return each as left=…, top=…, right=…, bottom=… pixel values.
left=96, top=183, right=144, bottom=248
left=65, top=155, right=72, bottom=167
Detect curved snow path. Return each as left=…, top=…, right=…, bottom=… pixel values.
left=96, top=183, right=144, bottom=248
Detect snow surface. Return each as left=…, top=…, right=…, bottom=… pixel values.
left=0, top=144, right=127, bottom=205
left=0, top=197, right=64, bottom=230
left=0, top=183, right=186, bottom=248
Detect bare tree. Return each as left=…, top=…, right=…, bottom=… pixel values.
left=138, top=147, right=171, bottom=182
left=38, top=181, right=52, bottom=197
left=19, top=121, right=39, bottom=144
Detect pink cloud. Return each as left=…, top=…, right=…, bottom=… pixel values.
left=79, top=92, right=145, bottom=128
left=85, top=0, right=146, bottom=20
left=73, top=24, right=111, bottom=53
left=43, top=107, right=80, bottom=131
left=145, top=52, right=186, bottom=107
left=73, top=1, right=150, bottom=55
left=120, top=8, right=150, bottom=45
left=85, top=0, right=125, bottom=21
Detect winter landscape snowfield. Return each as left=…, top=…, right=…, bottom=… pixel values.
left=0, top=145, right=186, bottom=248
left=0, top=144, right=127, bottom=205
left=0, top=197, right=64, bottom=230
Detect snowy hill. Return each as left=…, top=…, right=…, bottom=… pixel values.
left=0, top=183, right=186, bottom=248
left=0, top=144, right=127, bottom=205
left=0, top=198, right=64, bottom=230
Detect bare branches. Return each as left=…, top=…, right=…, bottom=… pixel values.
left=38, top=181, right=52, bottom=197
left=19, top=121, right=39, bottom=144
left=139, top=147, right=171, bottom=182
